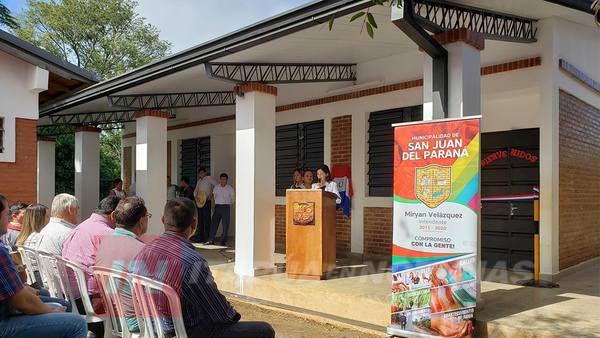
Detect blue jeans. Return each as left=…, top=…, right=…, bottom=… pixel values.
left=40, top=295, right=72, bottom=312
left=0, top=312, right=87, bottom=338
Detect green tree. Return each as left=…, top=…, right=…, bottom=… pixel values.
left=15, top=0, right=170, bottom=79
left=0, top=1, right=19, bottom=29
left=15, top=0, right=171, bottom=198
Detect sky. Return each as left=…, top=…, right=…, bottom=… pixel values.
left=3, top=0, right=313, bottom=53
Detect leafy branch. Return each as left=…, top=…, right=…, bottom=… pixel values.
left=0, top=0, right=19, bottom=29
left=328, top=0, right=403, bottom=38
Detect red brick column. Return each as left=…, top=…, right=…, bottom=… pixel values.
left=0, top=119, right=38, bottom=204
left=331, top=115, right=352, bottom=254
left=363, top=207, right=393, bottom=256
left=559, top=90, right=600, bottom=269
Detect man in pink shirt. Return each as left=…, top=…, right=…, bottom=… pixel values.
left=61, top=196, right=120, bottom=337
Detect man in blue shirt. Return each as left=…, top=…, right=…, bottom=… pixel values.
left=0, top=194, right=87, bottom=338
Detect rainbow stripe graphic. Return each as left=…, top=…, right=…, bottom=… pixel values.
left=392, top=118, right=480, bottom=271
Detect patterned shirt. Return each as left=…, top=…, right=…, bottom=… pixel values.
left=0, top=246, right=24, bottom=321
left=62, top=213, right=114, bottom=295
left=130, top=231, right=240, bottom=333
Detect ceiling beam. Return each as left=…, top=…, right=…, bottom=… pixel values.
left=413, top=0, right=538, bottom=43
left=47, top=110, right=164, bottom=126
left=205, top=63, right=357, bottom=84
left=108, top=91, right=235, bottom=109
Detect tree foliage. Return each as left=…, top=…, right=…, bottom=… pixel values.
left=14, top=0, right=171, bottom=198
left=15, top=0, right=171, bottom=79
left=328, top=0, right=402, bottom=38
left=0, top=1, right=19, bottom=29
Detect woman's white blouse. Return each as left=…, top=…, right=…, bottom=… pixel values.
left=312, top=181, right=341, bottom=204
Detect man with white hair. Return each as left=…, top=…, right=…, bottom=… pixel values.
left=36, top=193, right=80, bottom=256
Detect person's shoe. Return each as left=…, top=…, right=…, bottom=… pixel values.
left=219, top=241, right=227, bottom=247
left=203, top=241, right=215, bottom=245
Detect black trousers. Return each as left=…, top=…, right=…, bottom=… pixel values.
left=188, top=321, right=275, bottom=338
left=193, top=200, right=212, bottom=242
left=75, top=296, right=104, bottom=337
left=209, top=204, right=230, bottom=244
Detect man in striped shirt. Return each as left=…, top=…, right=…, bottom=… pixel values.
left=130, top=197, right=274, bottom=338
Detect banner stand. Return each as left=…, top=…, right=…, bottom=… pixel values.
left=388, top=116, right=481, bottom=338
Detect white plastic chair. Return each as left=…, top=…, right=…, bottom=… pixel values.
left=17, top=246, right=40, bottom=285
left=36, top=250, right=64, bottom=298
left=92, top=266, right=140, bottom=338
left=54, top=256, right=107, bottom=330
left=130, top=273, right=188, bottom=338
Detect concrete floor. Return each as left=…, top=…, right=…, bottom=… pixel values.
left=196, top=244, right=600, bottom=338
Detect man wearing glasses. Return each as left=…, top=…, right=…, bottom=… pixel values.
left=95, top=196, right=150, bottom=333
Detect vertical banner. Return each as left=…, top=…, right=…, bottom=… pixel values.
left=388, top=117, right=480, bottom=338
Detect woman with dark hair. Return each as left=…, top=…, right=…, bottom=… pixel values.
left=290, top=168, right=304, bottom=189
left=312, top=164, right=341, bottom=204
left=109, top=178, right=127, bottom=198
left=302, top=168, right=314, bottom=189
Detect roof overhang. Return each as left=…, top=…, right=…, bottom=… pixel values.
left=39, top=0, right=373, bottom=116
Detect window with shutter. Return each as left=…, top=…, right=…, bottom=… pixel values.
left=275, top=120, right=324, bottom=196
left=180, top=137, right=210, bottom=187
left=367, top=106, right=422, bottom=196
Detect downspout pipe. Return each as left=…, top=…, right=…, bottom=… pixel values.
left=391, top=0, right=448, bottom=117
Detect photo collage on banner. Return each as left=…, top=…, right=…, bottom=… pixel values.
left=388, top=117, right=481, bottom=338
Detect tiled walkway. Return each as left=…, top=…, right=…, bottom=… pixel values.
left=199, top=246, right=599, bottom=337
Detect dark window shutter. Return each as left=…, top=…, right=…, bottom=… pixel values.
left=368, top=106, right=422, bottom=196
left=180, top=137, right=210, bottom=187
left=276, top=120, right=324, bottom=196
left=302, top=120, right=324, bottom=176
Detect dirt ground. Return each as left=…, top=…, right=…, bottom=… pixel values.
left=230, top=298, right=388, bottom=338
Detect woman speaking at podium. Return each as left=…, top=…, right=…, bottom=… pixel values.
left=312, top=164, right=341, bottom=204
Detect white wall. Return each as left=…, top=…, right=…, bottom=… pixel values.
left=0, top=51, right=47, bottom=162
left=122, top=119, right=237, bottom=236
left=536, top=17, right=600, bottom=278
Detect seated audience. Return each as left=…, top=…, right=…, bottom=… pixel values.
left=290, top=168, right=304, bottom=189
left=95, top=196, right=149, bottom=332
left=1, top=202, right=28, bottom=251
left=37, top=194, right=79, bottom=256
left=0, top=194, right=87, bottom=338
left=130, top=197, right=274, bottom=338
left=62, top=196, right=120, bottom=338
left=62, top=196, right=120, bottom=294
left=15, top=204, right=50, bottom=284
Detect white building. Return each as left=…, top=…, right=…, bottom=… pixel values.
left=38, top=0, right=599, bottom=281
left=0, top=29, right=98, bottom=207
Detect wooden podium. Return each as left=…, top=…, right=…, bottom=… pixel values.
left=285, top=189, right=336, bottom=280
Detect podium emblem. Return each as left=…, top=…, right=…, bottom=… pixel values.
left=293, top=202, right=315, bottom=225
left=415, top=165, right=452, bottom=208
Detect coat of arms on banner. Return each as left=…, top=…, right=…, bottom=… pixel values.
left=415, top=165, right=452, bottom=208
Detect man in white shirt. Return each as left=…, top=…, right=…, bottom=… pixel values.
left=205, top=173, right=234, bottom=246
left=192, top=168, right=217, bottom=243
left=37, top=194, right=80, bottom=256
